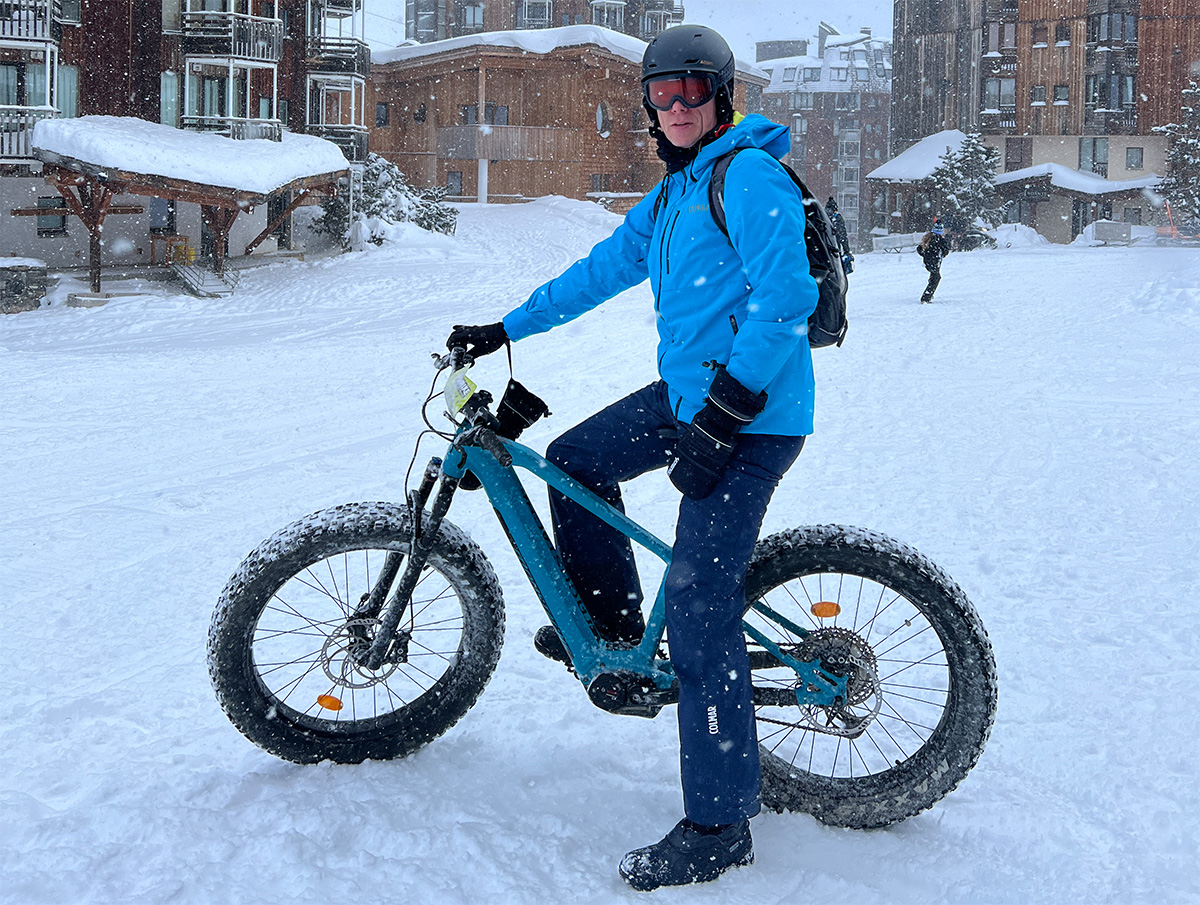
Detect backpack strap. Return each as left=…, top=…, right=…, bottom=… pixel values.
left=708, top=150, right=739, bottom=237
left=709, top=149, right=807, bottom=237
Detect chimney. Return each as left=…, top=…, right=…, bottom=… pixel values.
left=861, top=26, right=872, bottom=37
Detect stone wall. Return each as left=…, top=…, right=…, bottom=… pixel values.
left=0, top=259, right=49, bottom=314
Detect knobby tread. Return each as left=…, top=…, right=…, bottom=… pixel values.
left=207, top=502, right=505, bottom=764
left=747, top=525, right=997, bottom=829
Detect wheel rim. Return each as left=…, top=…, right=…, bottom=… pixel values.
left=747, top=569, right=952, bottom=780
left=248, top=548, right=466, bottom=732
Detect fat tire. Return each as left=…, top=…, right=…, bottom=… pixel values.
left=746, top=525, right=997, bottom=829
left=208, top=501, right=504, bottom=764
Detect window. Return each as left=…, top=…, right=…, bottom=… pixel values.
left=803, top=67, right=821, bottom=81
left=149, top=198, right=176, bottom=235
left=1119, top=75, right=1136, bottom=107
left=841, top=166, right=859, bottom=185
left=461, top=105, right=477, bottom=125
left=414, top=102, right=427, bottom=123
left=839, top=131, right=860, bottom=157
left=591, top=1, right=623, bottom=30
left=596, top=101, right=611, bottom=136
left=841, top=193, right=859, bottom=211
left=36, top=197, right=68, bottom=238
left=58, top=65, right=79, bottom=117
left=783, top=68, right=797, bottom=81
left=792, top=115, right=808, bottom=134
left=376, top=102, right=389, bottom=127
left=1054, top=84, right=1069, bottom=105
left=986, top=78, right=1016, bottom=109
left=1055, top=22, right=1070, bottom=44
left=832, top=68, right=848, bottom=81
left=1031, top=84, right=1046, bottom=105
left=1126, top=146, right=1143, bottom=169
left=590, top=173, right=611, bottom=192
left=1122, top=207, right=1142, bottom=225
left=1080, top=137, right=1108, bottom=176
left=834, top=93, right=860, bottom=110
left=486, top=104, right=508, bottom=125
left=795, top=91, right=813, bottom=109
left=1033, top=23, right=1048, bottom=46
left=1002, top=22, right=1016, bottom=49
left=987, top=22, right=1000, bottom=53
left=447, top=171, right=463, bottom=195
left=1005, top=136, right=1032, bottom=171
left=278, top=99, right=289, bottom=124
left=0, top=64, right=18, bottom=105
left=60, top=0, right=81, bottom=21
left=854, top=67, right=870, bottom=81
left=159, top=72, right=179, bottom=125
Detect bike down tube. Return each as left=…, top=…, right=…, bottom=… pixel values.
left=444, top=439, right=675, bottom=685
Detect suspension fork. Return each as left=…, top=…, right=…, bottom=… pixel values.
left=362, top=457, right=459, bottom=671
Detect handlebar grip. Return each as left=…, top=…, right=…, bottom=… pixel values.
left=477, top=429, right=512, bottom=468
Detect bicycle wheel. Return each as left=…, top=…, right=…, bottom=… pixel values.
left=744, top=525, right=996, bottom=829
left=208, top=501, right=504, bottom=764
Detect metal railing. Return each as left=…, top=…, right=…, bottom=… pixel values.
left=0, top=105, right=57, bottom=161
left=306, top=124, right=368, bottom=162
left=0, top=0, right=59, bottom=40
left=306, top=35, right=370, bottom=76
left=182, top=115, right=282, bottom=141
left=321, top=0, right=362, bottom=17
left=181, top=11, right=283, bottom=62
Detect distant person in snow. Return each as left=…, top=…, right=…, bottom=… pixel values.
left=445, top=24, right=817, bottom=892
left=917, top=217, right=952, bottom=303
left=825, top=196, right=855, bottom=273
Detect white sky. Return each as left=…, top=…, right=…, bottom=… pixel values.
left=365, top=0, right=894, bottom=60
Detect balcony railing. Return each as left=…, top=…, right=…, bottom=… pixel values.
left=182, top=115, right=282, bottom=141
left=306, top=35, right=370, bottom=76
left=306, top=124, right=367, bottom=162
left=320, top=0, right=362, bottom=18
left=181, top=11, right=284, bottom=63
left=0, top=0, right=60, bottom=41
left=0, top=105, right=56, bottom=161
left=437, top=125, right=583, bottom=162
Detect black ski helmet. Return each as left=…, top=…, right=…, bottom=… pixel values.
left=641, top=24, right=736, bottom=126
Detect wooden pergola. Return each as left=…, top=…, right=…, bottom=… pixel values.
left=33, top=148, right=344, bottom=293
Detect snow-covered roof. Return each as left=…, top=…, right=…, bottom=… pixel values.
left=994, top=162, right=1161, bottom=196
left=867, top=129, right=968, bottom=182
left=373, top=25, right=768, bottom=81
left=32, top=116, right=348, bottom=196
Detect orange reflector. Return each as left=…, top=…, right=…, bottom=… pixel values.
left=811, top=601, right=841, bottom=619
left=316, top=694, right=344, bottom=711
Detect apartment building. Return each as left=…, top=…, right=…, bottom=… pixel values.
left=1, top=0, right=369, bottom=267
left=405, top=0, right=685, bottom=43
left=890, top=0, right=1200, bottom=239
left=759, top=23, right=892, bottom=249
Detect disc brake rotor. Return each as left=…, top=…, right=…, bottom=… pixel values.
left=792, top=627, right=883, bottom=738
left=320, top=617, right=401, bottom=689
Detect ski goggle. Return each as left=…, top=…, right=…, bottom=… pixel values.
left=643, top=73, right=716, bottom=111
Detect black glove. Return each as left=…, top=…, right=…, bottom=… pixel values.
left=668, top=365, right=767, bottom=500
left=446, top=322, right=508, bottom=358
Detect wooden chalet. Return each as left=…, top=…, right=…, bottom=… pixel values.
left=368, top=27, right=768, bottom=204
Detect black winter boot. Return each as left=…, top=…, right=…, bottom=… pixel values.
left=618, top=819, right=753, bottom=891
left=533, top=625, right=573, bottom=670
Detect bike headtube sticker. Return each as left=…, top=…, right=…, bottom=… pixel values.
left=445, top=368, right=477, bottom=415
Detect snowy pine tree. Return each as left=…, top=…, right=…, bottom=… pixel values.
left=311, top=153, right=458, bottom=250
left=1154, top=81, right=1200, bottom=231
left=928, top=132, right=1005, bottom=232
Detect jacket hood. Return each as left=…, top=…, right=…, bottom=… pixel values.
left=691, top=113, right=790, bottom=173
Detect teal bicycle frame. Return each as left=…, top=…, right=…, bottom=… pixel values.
left=438, top=426, right=849, bottom=709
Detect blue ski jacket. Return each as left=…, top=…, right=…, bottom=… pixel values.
left=502, top=114, right=819, bottom=436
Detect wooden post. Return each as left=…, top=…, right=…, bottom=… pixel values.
left=201, top=205, right=239, bottom=276
left=51, top=175, right=116, bottom=294
left=244, top=190, right=312, bottom=256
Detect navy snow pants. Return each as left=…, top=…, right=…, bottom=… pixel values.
left=545, top=381, right=804, bottom=826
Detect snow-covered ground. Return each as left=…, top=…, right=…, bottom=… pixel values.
left=3, top=199, right=1198, bottom=904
